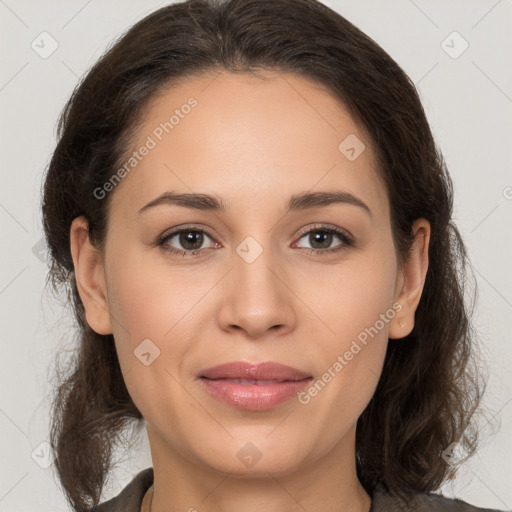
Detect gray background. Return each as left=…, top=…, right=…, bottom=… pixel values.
left=0, top=0, right=511, bottom=510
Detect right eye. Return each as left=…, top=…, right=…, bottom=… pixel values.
left=158, top=226, right=218, bottom=257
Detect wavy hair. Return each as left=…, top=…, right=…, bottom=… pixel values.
left=41, top=0, right=484, bottom=510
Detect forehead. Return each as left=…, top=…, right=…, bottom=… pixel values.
left=108, top=70, right=386, bottom=218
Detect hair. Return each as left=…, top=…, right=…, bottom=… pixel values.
left=41, top=0, right=485, bottom=510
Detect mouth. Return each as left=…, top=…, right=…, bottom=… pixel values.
left=199, top=360, right=312, bottom=381
left=205, top=378, right=294, bottom=385
left=198, top=361, right=313, bottom=411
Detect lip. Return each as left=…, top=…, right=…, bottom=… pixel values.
left=200, top=361, right=312, bottom=381
left=198, top=361, right=313, bottom=411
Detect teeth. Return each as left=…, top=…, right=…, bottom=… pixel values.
left=222, top=378, right=281, bottom=385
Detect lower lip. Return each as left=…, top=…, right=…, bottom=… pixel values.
left=199, top=377, right=313, bottom=411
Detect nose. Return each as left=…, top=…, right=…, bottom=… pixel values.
left=216, top=246, right=296, bottom=340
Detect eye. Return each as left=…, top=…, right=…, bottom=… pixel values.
left=158, top=226, right=217, bottom=257
left=293, top=224, right=354, bottom=255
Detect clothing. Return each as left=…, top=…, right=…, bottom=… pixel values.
left=94, top=467, right=507, bottom=512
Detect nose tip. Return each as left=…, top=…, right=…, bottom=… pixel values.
left=217, top=260, right=296, bottom=340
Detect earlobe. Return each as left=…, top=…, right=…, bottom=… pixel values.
left=389, top=218, right=430, bottom=340
left=69, top=216, right=112, bottom=335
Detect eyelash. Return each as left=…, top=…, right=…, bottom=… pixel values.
left=157, top=223, right=354, bottom=258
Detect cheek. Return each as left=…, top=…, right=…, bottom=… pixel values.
left=304, top=242, right=397, bottom=347
left=105, top=255, right=197, bottom=424
left=104, top=249, right=194, bottom=384
left=107, top=246, right=196, bottom=337
left=298, top=244, right=397, bottom=407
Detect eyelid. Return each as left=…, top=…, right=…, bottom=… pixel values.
left=294, top=223, right=354, bottom=243
left=158, top=223, right=218, bottom=244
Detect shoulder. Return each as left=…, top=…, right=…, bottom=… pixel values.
left=94, top=467, right=154, bottom=512
left=370, top=483, right=508, bottom=512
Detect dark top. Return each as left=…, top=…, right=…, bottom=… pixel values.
left=94, top=467, right=507, bottom=512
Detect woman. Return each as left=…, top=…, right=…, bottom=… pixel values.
left=41, top=0, right=505, bottom=511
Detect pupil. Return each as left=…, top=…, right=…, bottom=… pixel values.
left=311, top=231, right=332, bottom=249
left=181, top=231, right=203, bottom=250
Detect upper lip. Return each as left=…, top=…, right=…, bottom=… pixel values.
left=199, top=361, right=312, bottom=382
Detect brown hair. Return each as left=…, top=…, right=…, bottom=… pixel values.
left=41, top=0, right=485, bottom=510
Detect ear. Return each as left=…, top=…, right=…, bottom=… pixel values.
left=69, top=216, right=112, bottom=335
left=388, top=218, right=430, bottom=340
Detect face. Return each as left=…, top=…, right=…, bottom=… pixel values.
left=72, top=70, right=429, bottom=479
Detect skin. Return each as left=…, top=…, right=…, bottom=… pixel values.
left=70, top=70, right=430, bottom=512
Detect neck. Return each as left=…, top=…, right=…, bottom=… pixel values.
left=146, top=424, right=372, bottom=512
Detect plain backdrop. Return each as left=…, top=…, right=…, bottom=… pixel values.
left=0, top=0, right=511, bottom=510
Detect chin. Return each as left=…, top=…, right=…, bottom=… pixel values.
left=195, top=439, right=309, bottom=478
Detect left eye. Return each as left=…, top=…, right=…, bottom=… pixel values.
left=294, top=227, right=352, bottom=253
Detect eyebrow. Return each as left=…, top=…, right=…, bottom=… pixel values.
left=137, top=190, right=372, bottom=218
